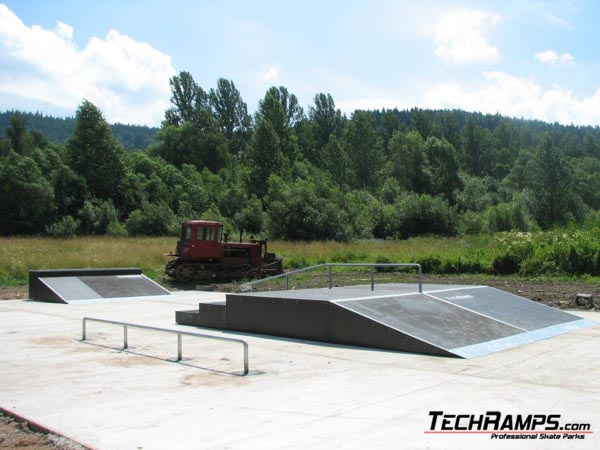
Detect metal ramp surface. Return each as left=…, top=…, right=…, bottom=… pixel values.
left=29, top=269, right=171, bottom=303
left=331, top=287, right=593, bottom=358
left=176, top=283, right=595, bottom=358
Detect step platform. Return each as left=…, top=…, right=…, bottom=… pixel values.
left=29, top=268, right=171, bottom=303
left=176, top=283, right=595, bottom=358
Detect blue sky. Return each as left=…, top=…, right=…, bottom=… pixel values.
left=1, top=1, right=599, bottom=126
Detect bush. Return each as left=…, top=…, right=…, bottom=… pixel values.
left=392, top=194, right=458, bottom=238
left=106, top=220, right=128, bottom=237
left=485, top=201, right=537, bottom=233
left=459, top=211, right=487, bottom=235
left=125, top=201, right=177, bottom=236
left=78, top=199, right=119, bottom=234
left=46, top=216, right=79, bottom=238
left=492, top=229, right=600, bottom=276
left=492, top=233, right=534, bottom=275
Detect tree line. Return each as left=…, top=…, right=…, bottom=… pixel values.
left=1, top=70, right=599, bottom=239
left=0, top=110, right=157, bottom=150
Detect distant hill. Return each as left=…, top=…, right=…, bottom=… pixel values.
left=0, top=110, right=158, bottom=150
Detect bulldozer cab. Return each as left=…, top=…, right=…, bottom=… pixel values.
left=177, top=220, right=224, bottom=260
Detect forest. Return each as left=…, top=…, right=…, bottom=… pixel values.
left=1, top=71, right=599, bottom=245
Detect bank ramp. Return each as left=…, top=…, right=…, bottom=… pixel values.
left=176, top=283, right=594, bottom=358
left=29, top=269, right=171, bottom=303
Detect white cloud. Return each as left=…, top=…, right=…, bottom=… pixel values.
left=534, top=50, right=574, bottom=65
left=258, top=65, right=279, bottom=82
left=55, top=21, right=73, bottom=41
left=0, top=4, right=175, bottom=125
left=430, top=9, right=501, bottom=64
left=423, top=71, right=600, bottom=126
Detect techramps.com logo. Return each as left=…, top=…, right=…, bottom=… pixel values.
left=425, top=411, right=593, bottom=440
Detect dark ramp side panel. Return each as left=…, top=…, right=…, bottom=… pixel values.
left=429, top=287, right=580, bottom=331
left=226, top=294, right=330, bottom=341
left=333, top=294, right=523, bottom=351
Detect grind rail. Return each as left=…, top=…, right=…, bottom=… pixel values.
left=242, top=263, right=422, bottom=293
left=81, top=317, right=249, bottom=375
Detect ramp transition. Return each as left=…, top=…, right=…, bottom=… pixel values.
left=176, top=284, right=595, bottom=358
left=29, top=269, right=171, bottom=303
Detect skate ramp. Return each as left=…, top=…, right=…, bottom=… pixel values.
left=177, top=283, right=594, bottom=358
left=29, top=269, right=171, bottom=303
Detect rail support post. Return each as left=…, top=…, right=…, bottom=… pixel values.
left=123, top=324, right=128, bottom=349
left=177, top=333, right=182, bottom=361
left=370, top=267, right=375, bottom=291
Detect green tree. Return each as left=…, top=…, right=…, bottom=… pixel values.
left=256, top=86, right=302, bottom=161
left=571, top=157, right=600, bottom=210
left=379, top=109, right=402, bottom=148
left=233, top=195, right=265, bottom=236
left=245, top=119, right=285, bottom=197
left=462, top=116, right=481, bottom=176
left=67, top=100, right=126, bottom=203
left=5, top=114, right=32, bottom=155
left=209, top=78, right=251, bottom=153
left=527, top=134, right=580, bottom=227
left=388, top=130, right=429, bottom=193
left=306, top=93, right=343, bottom=159
left=411, top=108, right=430, bottom=139
left=431, top=111, right=460, bottom=150
left=343, top=111, right=384, bottom=190
left=0, top=152, right=55, bottom=234
left=424, top=136, right=461, bottom=201
left=265, top=174, right=350, bottom=241
left=321, top=135, right=351, bottom=187
left=164, top=71, right=212, bottom=126
left=151, top=122, right=229, bottom=172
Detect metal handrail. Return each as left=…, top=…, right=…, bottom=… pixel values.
left=81, top=317, right=249, bottom=375
left=242, top=263, right=422, bottom=293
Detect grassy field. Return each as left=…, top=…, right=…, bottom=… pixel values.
left=0, top=236, right=174, bottom=285
left=0, top=232, right=598, bottom=286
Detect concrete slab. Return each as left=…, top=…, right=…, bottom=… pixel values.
left=0, top=291, right=599, bottom=449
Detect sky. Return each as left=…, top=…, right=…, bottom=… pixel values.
left=0, top=0, right=599, bottom=127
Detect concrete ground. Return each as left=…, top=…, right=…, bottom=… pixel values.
left=0, top=291, right=598, bottom=449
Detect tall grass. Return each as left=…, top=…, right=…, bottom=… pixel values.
left=272, top=236, right=500, bottom=271
left=1, top=231, right=598, bottom=285
left=0, top=236, right=174, bottom=285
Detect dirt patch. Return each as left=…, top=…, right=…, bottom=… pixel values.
left=180, top=372, right=249, bottom=387
left=0, top=410, right=87, bottom=449
left=0, top=285, right=28, bottom=300
left=102, top=353, right=164, bottom=367
left=421, top=274, right=599, bottom=309
left=30, top=337, right=75, bottom=347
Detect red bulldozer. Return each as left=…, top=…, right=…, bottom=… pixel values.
left=165, top=220, right=283, bottom=283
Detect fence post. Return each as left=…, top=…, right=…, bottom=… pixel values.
left=328, top=265, right=333, bottom=289
left=123, top=324, right=128, bottom=349
left=82, top=318, right=87, bottom=341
